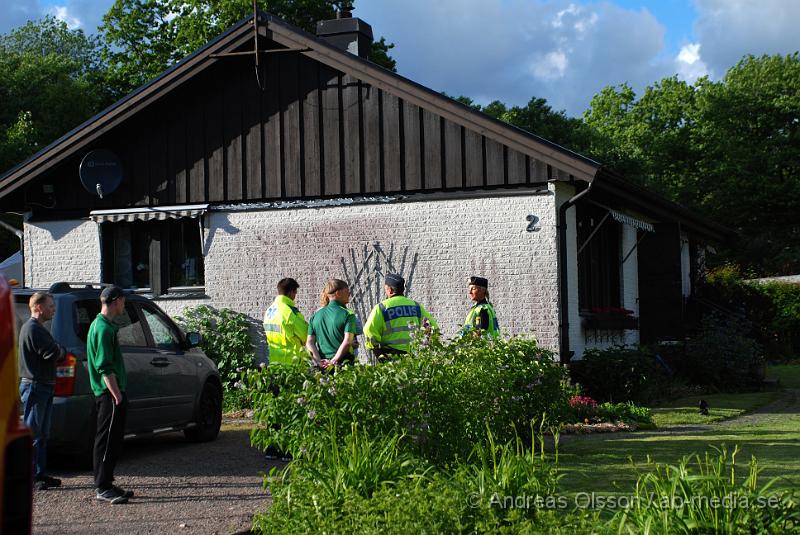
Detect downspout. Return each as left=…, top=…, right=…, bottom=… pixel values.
left=557, top=177, right=596, bottom=364
left=0, top=218, right=24, bottom=287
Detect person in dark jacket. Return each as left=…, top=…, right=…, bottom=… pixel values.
left=19, top=292, right=65, bottom=490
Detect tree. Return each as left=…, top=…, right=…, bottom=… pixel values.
left=100, top=0, right=397, bottom=92
left=583, top=54, right=800, bottom=275
left=0, top=17, right=114, bottom=174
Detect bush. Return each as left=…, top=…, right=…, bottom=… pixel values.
left=176, top=305, right=255, bottom=391
left=705, top=265, right=800, bottom=360
left=568, top=395, right=598, bottom=422
left=570, top=346, right=670, bottom=403
left=245, top=336, right=573, bottom=464
left=685, top=312, right=764, bottom=390
left=613, top=446, right=800, bottom=534
left=596, top=402, right=652, bottom=426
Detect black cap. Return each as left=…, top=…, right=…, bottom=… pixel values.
left=384, top=273, right=405, bottom=291
left=468, top=276, right=488, bottom=288
left=100, top=285, right=125, bottom=304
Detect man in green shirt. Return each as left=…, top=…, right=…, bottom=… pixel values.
left=306, top=279, right=357, bottom=369
left=87, top=285, right=133, bottom=505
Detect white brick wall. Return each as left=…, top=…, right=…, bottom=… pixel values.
left=22, top=190, right=564, bottom=361
left=24, top=218, right=101, bottom=287
left=203, top=191, right=562, bottom=360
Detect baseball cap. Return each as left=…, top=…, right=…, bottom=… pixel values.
left=100, top=285, right=125, bottom=304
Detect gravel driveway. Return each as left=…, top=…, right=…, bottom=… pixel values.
left=32, top=423, right=276, bottom=535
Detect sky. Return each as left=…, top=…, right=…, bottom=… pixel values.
left=2, top=0, right=799, bottom=116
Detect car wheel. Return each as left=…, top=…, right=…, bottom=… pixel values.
left=184, top=382, right=222, bottom=443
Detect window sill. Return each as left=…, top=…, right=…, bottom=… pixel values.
left=580, top=314, right=639, bottom=331
left=136, top=287, right=208, bottom=300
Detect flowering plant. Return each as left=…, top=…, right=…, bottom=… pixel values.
left=568, top=394, right=598, bottom=422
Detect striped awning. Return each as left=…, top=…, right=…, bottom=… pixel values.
left=609, top=209, right=655, bottom=233
left=90, top=204, right=209, bottom=223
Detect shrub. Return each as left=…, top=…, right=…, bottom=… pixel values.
left=570, top=346, right=670, bottom=403
left=568, top=395, right=598, bottom=422
left=176, top=305, right=255, bottom=390
left=705, top=265, right=800, bottom=361
left=245, top=336, right=573, bottom=463
left=685, top=312, right=764, bottom=390
left=613, top=446, right=800, bottom=534
left=596, top=402, right=652, bottom=426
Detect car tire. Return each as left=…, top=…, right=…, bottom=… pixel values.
left=184, top=382, right=222, bottom=443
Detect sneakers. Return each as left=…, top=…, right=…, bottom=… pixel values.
left=111, top=485, right=134, bottom=498
left=33, top=475, right=62, bottom=490
left=96, top=486, right=129, bottom=504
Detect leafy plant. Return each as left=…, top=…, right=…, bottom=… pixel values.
left=176, top=304, right=255, bottom=390
left=570, top=346, right=670, bottom=403
left=246, top=336, right=573, bottom=464
left=568, top=395, right=599, bottom=422
left=614, top=446, right=800, bottom=534
left=596, top=402, right=652, bottom=426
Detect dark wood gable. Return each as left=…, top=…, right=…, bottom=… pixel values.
left=0, top=13, right=599, bottom=215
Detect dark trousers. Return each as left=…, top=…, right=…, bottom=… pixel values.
left=93, top=392, right=127, bottom=490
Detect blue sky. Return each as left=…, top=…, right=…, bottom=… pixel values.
left=3, top=1, right=799, bottom=116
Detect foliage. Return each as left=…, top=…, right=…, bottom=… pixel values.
left=568, top=395, right=598, bottom=422
left=448, top=95, right=595, bottom=154
left=570, top=345, right=670, bottom=403
left=253, top=426, right=601, bottom=535
left=684, top=311, right=764, bottom=390
left=583, top=54, right=800, bottom=276
left=245, top=336, right=572, bottom=464
left=0, top=16, right=115, bottom=174
left=99, top=0, right=396, bottom=92
left=704, top=264, right=800, bottom=360
left=176, top=304, right=255, bottom=390
left=613, top=446, right=800, bottom=534
left=596, top=401, right=652, bottom=426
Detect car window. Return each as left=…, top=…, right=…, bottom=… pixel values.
left=140, top=306, right=181, bottom=350
left=74, top=299, right=147, bottom=347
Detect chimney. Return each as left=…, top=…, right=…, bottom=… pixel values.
left=316, top=5, right=373, bottom=59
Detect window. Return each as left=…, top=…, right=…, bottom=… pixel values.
left=74, top=299, right=147, bottom=347
left=140, top=306, right=181, bottom=350
left=101, top=218, right=204, bottom=295
left=576, top=203, right=622, bottom=313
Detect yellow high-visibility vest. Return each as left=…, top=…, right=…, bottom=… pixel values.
left=263, top=295, right=308, bottom=365
left=363, top=295, right=438, bottom=353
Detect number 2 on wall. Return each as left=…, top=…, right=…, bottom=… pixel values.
left=526, top=214, right=541, bottom=232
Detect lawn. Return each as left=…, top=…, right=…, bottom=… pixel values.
left=557, top=364, right=800, bottom=496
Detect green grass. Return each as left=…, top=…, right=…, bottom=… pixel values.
left=650, top=391, right=781, bottom=427
left=557, top=364, right=800, bottom=497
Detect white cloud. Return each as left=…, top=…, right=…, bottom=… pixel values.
left=357, top=0, right=673, bottom=116
left=48, top=5, right=81, bottom=29
left=692, top=0, right=800, bottom=78
left=675, top=42, right=708, bottom=82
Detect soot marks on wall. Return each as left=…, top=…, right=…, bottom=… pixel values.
left=340, top=242, right=418, bottom=322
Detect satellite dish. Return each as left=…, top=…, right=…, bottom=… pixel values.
left=79, top=149, right=123, bottom=199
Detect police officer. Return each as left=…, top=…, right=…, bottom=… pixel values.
left=462, top=276, right=500, bottom=338
left=263, top=278, right=308, bottom=365
left=363, top=273, right=438, bottom=361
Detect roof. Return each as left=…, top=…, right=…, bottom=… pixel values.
left=0, top=11, right=599, bottom=200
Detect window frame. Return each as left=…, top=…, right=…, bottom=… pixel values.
left=576, top=203, right=623, bottom=314
left=100, top=217, right=205, bottom=297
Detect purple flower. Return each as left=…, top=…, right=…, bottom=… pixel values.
left=296, top=397, right=306, bottom=405
left=307, top=410, right=317, bottom=420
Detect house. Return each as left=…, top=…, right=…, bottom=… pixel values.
left=0, top=10, right=729, bottom=362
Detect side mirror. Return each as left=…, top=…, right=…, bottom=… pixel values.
left=186, top=332, right=202, bottom=348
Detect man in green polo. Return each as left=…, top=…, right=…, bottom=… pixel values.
left=87, top=285, right=133, bottom=505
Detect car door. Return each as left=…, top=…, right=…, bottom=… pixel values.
left=137, top=303, right=198, bottom=426
left=73, top=299, right=158, bottom=433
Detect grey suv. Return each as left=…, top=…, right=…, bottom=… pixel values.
left=14, top=283, right=222, bottom=463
